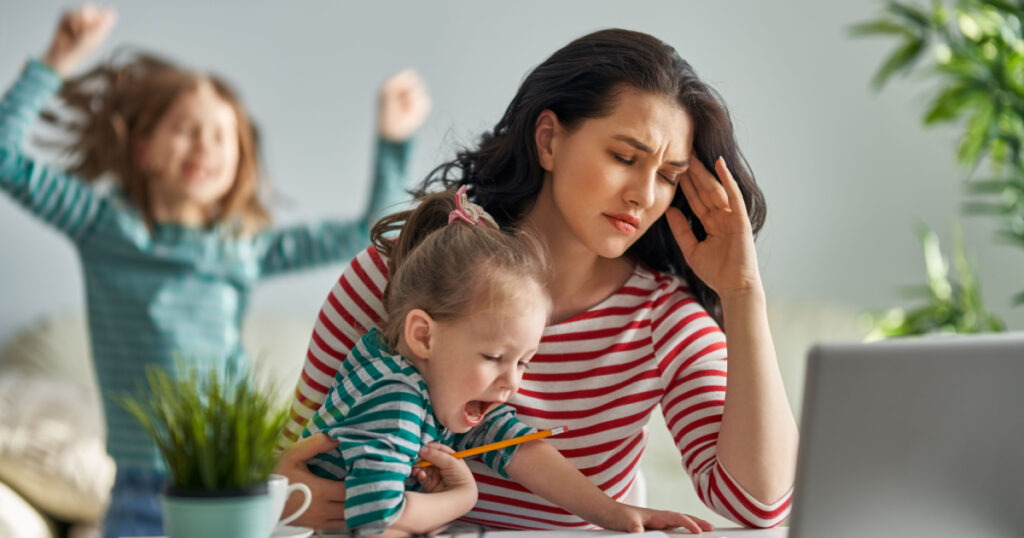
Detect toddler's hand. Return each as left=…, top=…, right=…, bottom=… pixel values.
left=43, top=3, right=117, bottom=78
left=411, top=443, right=476, bottom=498
left=599, top=503, right=715, bottom=534
left=377, top=69, right=431, bottom=142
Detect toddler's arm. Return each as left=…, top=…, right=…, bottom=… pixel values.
left=505, top=440, right=715, bottom=534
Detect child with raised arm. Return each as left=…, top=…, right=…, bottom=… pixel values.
left=0, top=5, right=429, bottom=537
left=301, top=187, right=713, bottom=536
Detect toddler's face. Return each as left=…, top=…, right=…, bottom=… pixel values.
left=138, top=80, right=240, bottom=217
left=423, top=284, right=549, bottom=434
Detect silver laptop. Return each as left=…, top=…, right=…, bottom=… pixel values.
left=789, top=332, right=1024, bottom=538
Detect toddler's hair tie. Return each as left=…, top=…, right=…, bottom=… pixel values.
left=448, top=185, right=498, bottom=228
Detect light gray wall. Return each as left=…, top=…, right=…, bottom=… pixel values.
left=1, top=0, right=1020, bottom=348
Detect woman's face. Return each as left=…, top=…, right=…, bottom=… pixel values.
left=538, top=87, right=693, bottom=259
left=138, top=80, right=241, bottom=218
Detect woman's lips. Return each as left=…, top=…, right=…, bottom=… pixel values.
left=604, top=213, right=639, bottom=234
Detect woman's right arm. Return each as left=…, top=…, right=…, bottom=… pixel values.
left=274, top=245, right=390, bottom=529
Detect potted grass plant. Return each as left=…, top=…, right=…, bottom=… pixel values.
left=118, top=360, right=289, bottom=538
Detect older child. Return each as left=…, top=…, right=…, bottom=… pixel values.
left=0, top=5, right=429, bottom=537
left=301, top=187, right=713, bottom=536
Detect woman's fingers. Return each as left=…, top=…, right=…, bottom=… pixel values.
left=678, top=166, right=710, bottom=219
left=714, top=156, right=749, bottom=219
left=665, top=207, right=698, bottom=258
left=688, top=156, right=730, bottom=211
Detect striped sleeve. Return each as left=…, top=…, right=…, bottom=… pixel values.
left=306, top=379, right=426, bottom=533
left=650, top=273, right=792, bottom=528
left=0, top=60, right=103, bottom=242
left=257, top=138, right=410, bottom=278
left=279, top=245, right=390, bottom=448
left=256, top=220, right=371, bottom=277
left=451, top=405, right=535, bottom=478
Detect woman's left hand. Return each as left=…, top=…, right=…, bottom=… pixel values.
left=664, top=155, right=762, bottom=298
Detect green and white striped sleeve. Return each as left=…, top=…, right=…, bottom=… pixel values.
left=452, top=404, right=535, bottom=479
left=0, top=59, right=103, bottom=242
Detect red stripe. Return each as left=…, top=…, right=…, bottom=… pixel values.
left=667, top=340, right=727, bottom=383
left=516, top=369, right=659, bottom=401
left=716, top=463, right=792, bottom=523
left=532, top=337, right=649, bottom=364
left=351, top=254, right=384, bottom=301
left=367, top=245, right=388, bottom=277
left=307, top=329, right=348, bottom=362
left=556, top=408, right=656, bottom=458
left=683, top=438, right=717, bottom=470
left=299, top=369, right=328, bottom=396
left=541, top=319, right=650, bottom=343
left=336, top=275, right=381, bottom=328
left=558, top=302, right=651, bottom=324
left=658, top=324, right=721, bottom=372
left=595, top=439, right=645, bottom=490
left=651, top=295, right=698, bottom=331
left=577, top=431, right=644, bottom=476
left=477, top=492, right=571, bottom=516
left=709, top=471, right=757, bottom=527
left=674, top=414, right=722, bottom=447
left=662, top=369, right=726, bottom=410
left=665, top=397, right=725, bottom=433
left=513, top=390, right=660, bottom=421
left=316, top=305, right=359, bottom=350
left=524, top=351, right=652, bottom=382
left=306, top=345, right=342, bottom=378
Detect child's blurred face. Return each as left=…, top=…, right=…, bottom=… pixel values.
left=422, top=281, right=549, bottom=434
left=139, top=80, right=240, bottom=218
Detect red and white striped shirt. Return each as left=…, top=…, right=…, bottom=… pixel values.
left=281, top=246, right=792, bottom=528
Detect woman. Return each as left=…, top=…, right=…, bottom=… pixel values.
left=276, top=28, right=798, bottom=531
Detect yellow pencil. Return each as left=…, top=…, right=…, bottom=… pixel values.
left=416, top=426, right=569, bottom=468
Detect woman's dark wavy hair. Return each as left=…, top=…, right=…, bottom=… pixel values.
left=414, top=28, right=766, bottom=325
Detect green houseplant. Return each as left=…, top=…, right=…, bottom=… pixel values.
left=118, top=361, right=289, bottom=538
left=851, top=0, right=1023, bottom=335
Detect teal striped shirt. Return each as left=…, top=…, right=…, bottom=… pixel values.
left=303, top=329, right=534, bottom=533
left=0, top=60, right=413, bottom=472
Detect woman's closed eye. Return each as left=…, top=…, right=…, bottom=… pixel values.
left=612, top=152, right=636, bottom=165
left=482, top=354, right=501, bottom=362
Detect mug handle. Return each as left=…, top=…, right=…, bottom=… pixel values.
left=278, top=482, right=313, bottom=527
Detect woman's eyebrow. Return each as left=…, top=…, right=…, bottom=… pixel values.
left=611, top=134, right=689, bottom=167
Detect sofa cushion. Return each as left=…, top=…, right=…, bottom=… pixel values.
left=0, top=374, right=114, bottom=523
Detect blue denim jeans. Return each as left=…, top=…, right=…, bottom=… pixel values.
left=102, top=468, right=166, bottom=538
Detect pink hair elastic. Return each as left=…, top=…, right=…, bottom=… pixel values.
left=448, top=185, right=498, bottom=228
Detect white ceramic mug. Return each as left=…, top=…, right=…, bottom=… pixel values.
left=267, top=473, right=312, bottom=532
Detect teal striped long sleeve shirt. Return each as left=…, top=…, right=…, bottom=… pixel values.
left=0, top=60, right=413, bottom=472
left=303, top=329, right=534, bottom=533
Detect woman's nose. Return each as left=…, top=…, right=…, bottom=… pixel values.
left=624, top=169, right=657, bottom=208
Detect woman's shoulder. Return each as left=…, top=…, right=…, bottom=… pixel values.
left=630, top=264, right=694, bottom=301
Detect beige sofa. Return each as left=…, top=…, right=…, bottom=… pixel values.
left=0, top=299, right=862, bottom=537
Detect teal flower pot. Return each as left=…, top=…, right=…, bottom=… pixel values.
left=161, top=485, right=273, bottom=538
